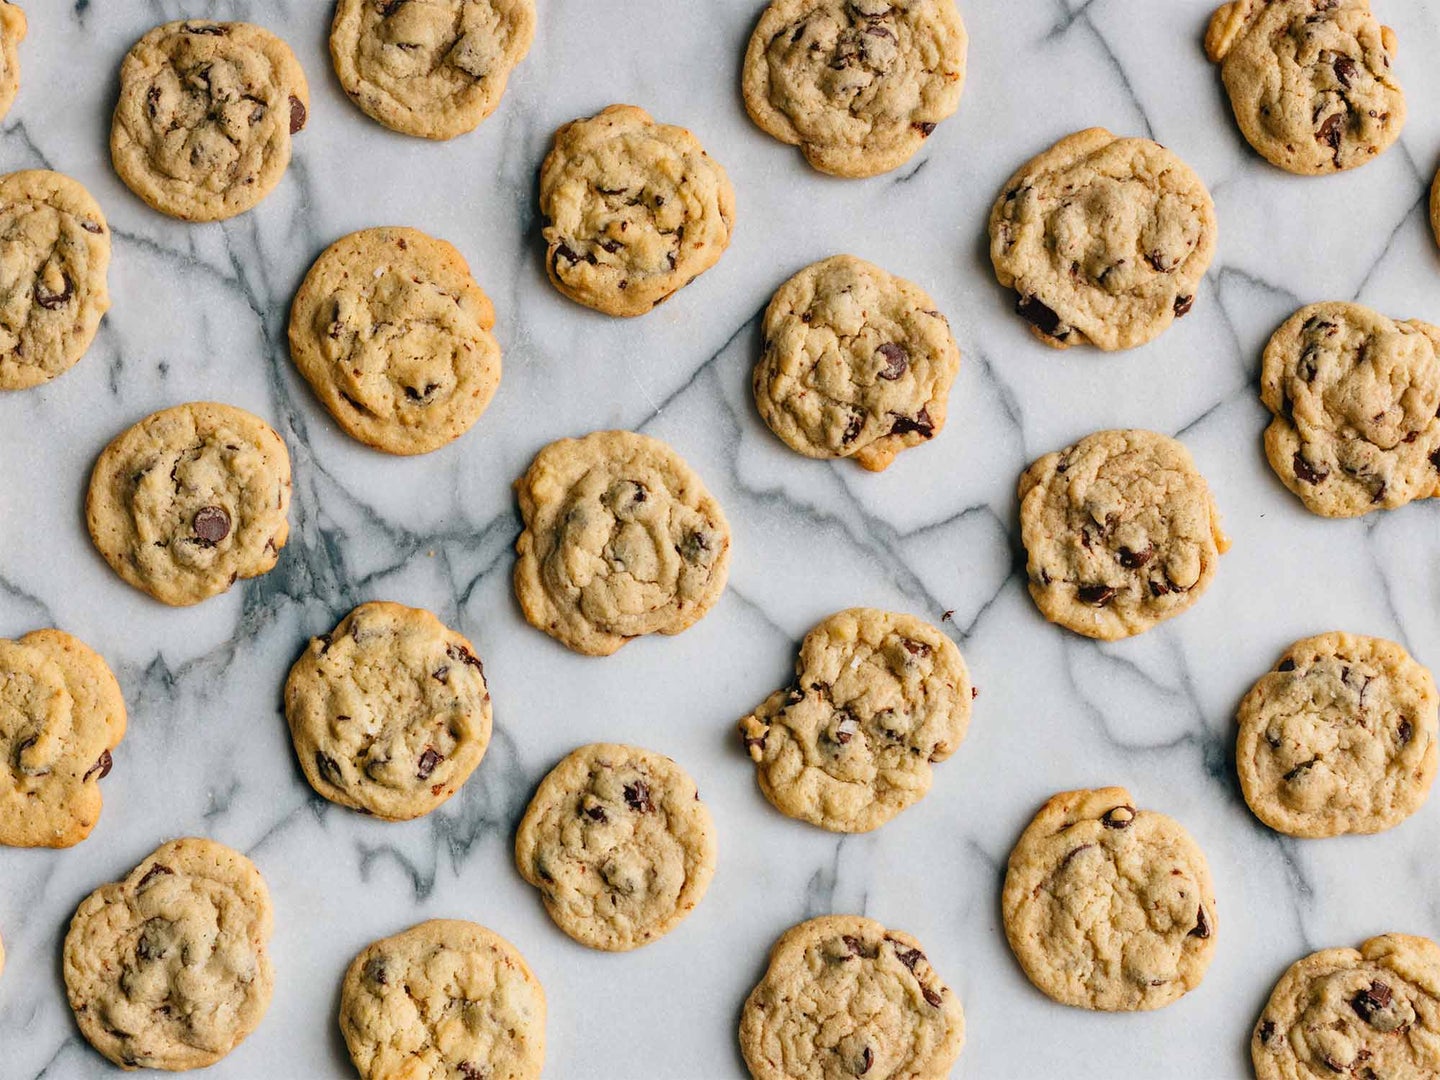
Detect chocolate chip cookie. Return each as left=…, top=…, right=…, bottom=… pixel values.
left=989, top=128, right=1216, bottom=351
left=754, top=255, right=961, bottom=471
left=539, top=104, right=735, bottom=317
left=514, top=430, right=731, bottom=656
left=1019, top=429, right=1229, bottom=640
left=1002, top=787, right=1218, bottom=1011
left=1206, top=0, right=1405, bottom=175
left=111, top=20, right=309, bottom=222
left=86, top=402, right=292, bottom=607
left=0, top=2, right=26, bottom=121
left=64, top=837, right=275, bottom=1071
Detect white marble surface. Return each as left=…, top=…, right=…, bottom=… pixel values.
left=3, top=1, right=1440, bottom=1077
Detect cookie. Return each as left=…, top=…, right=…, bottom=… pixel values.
left=741, top=0, right=966, bottom=179
left=63, top=837, right=274, bottom=1071
left=754, top=255, right=961, bottom=471
left=539, top=104, right=735, bottom=317
left=1261, top=301, right=1440, bottom=518
left=86, top=402, right=293, bottom=607
left=515, top=743, right=716, bottom=951
left=340, top=919, right=545, bottom=1080
left=0, top=170, right=112, bottom=391
left=989, top=128, right=1216, bottom=351
left=1002, top=787, right=1217, bottom=1011
left=739, top=608, right=972, bottom=833
left=740, top=914, right=964, bottom=1080
left=0, top=2, right=25, bottom=121
left=514, top=430, right=731, bottom=656
left=1206, top=0, right=1405, bottom=175
left=110, top=20, right=309, bottom=222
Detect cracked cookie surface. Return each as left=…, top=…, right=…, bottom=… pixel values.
left=0, top=2, right=26, bottom=121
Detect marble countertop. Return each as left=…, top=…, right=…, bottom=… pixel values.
left=4, top=1, right=1440, bottom=1078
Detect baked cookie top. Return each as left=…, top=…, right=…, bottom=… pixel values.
left=1002, top=787, right=1217, bottom=1011
left=740, top=608, right=972, bottom=833
left=741, top=0, right=967, bottom=179
left=1206, top=0, right=1405, bottom=175
left=989, top=127, right=1216, bottom=351
left=515, top=742, right=716, bottom=951
left=514, top=430, right=732, bottom=656
left=740, top=914, right=965, bottom=1080
left=110, top=20, right=309, bottom=222
left=0, top=170, right=111, bottom=391
left=330, top=0, right=534, bottom=140
left=86, top=402, right=292, bottom=607
left=754, top=255, right=961, bottom=472
left=0, top=2, right=26, bottom=121
left=1019, top=428, right=1229, bottom=640
left=340, top=919, right=545, bottom=1080
left=63, top=837, right=274, bottom=1071
left=1261, top=301, right=1440, bottom=518
left=539, top=104, right=735, bottom=317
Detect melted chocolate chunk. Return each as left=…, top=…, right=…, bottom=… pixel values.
left=1334, top=56, right=1358, bottom=88
left=315, top=750, right=345, bottom=787
left=192, top=505, right=231, bottom=545
left=136, top=863, right=174, bottom=890
left=624, top=779, right=654, bottom=813
left=1292, top=453, right=1329, bottom=485
left=35, top=275, right=73, bottom=310
left=1173, top=294, right=1194, bottom=318
left=364, top=956, right=388, bottom=985
left=416, top=746, right=443, bottom=781
left=584, top=804, right=607, bottom=823
left=922, top=985, right=943, bottom=1007
left=1117, top=544, right=1154, bottom=569
left=889, top=407, right=933, bottom=438
left=1352, top=980, right=1393, bottom=1025
left=289, top=95, right=307, bottom=134
left=1016, top=293, right=1065, bottom=338
left=1189, top=906, right=1210, bottom=939
left=1398, top=719, right=1414, bottom=745
left=1277, top=658, right=1296, bottom=672
left=1102, top=805, right=1136, bottom=829
left=855, top=1046, right=874, bottom=1075
left=83, top=750, right=113, bottom=782
left=1077, top=584, right=1116, bottom=606
left=876, top=342, right=908, bottom=381
left=912, top=121, right=937, bottom=137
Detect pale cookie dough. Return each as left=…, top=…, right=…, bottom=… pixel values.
left=740, top=914, right=964, bottom=1080
left=1206, top=0, right=1405, bottom=175
left=1261, top=301, right=1440, bottom=518
left=539, top=104, right=735, bottom=317
left=989, top=127, right=1216, bottom=351
left=285, top=601, right=492, bottom=821
left=514, top=430, right=731, bottom=656
left=0, top=170, right=111, bottom=391
left=1002, top=787, right=1218, bottom=1011
left=86, top=402, right=292, bottom=607
left=515, top=743, right=716, bottom=951
left=63, top=837, right=274, bottom=1071
left=289, top=226, right=502, bottom=455
left=111, top=20, right=309, bottom=222
left=340, top=919, right=545, bottom=1080
left=740, top=608, right=972, bottom=833
left=741, top=0, right=967, bottom=179
left=1019, top=429, right=1229, bottom=640
left=754, top=255, right=961, bottom=472
left=0, top=2, right=26, bottom=121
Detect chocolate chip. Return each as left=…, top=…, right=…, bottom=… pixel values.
left=600, top=239, right=623, bottom=254
left=624, top=779, right=654, bottom=813
left=584, top=805, right=607, bottom=823
left=842, top=934, right=868, bottom=957
left=1078, top=584, right=1116, bottom=606
left=1016, top=293, right=1065, bottom=338
left=315, top=751, right=344, bottom=787
left=1432, top=448, right=1440, bottom=471
left=1352, top=980, right=1393, bottom=1026
left=892, top=944, right=924, bottom=971
left=1334, top=55, right=1359, bottom=87
left=842, top=412, right=865, bottom=445
left=1321, top=1054, right=1347, bottom=1073
left=1316, top=112, right=1344, bottom=164
left=1101, top=805, right=1135, bottom=829
left=458, top=1063, right=485, bottom=1080
left=81, top=220, right=104, bottom=235
left=912, top=121, right=937, bottom=136
left=289, top=95, right=306, bottom=134
left=35, top=275, right=73, bottom=310
left=432, top=665, right=450, bottom=683
left=446, top=643, right=484, bottom=676
left=1398, top=719, right=1413, bottom=745
left=136, top=863, right=174, bottom=890
left=1277, top=658, right=1296, bottom=672
left=1189, top=906, right=1211, bottom=939
left=1117, top=544, right=1154, bottom=569
left=364, top=956, right=388, bottom=985
left=1144, top=251, right=1172, bottom=273
left=554, top=243, right=581, bottom=265
left=184, top=23, right=227, bottom=35
left=901, top=639, right=931, bottom=658
left=1292, top=453, right=1329, bottom=485
left=1173, top=294, right=1194, bottom=318
left=83, top=750, right=113, bottom=782
left=833, top=712, right=860, bottom=744
left=403, top=382, right=440, bottom=402
left=889, top=407, right=933, bottom=438
left=416, top=747, right=443, bottom=780
left=922, top=986, right=943, bottom=1007
left=855, top=1046, right=874, bottom=1075
left=193, top=505, right=231, bottom=545
left=1257, top=1019, right=1275, bottom=1044
left=1283, top=759, right=1315, bottom=782
left=876, top=342, right=908, bottom=380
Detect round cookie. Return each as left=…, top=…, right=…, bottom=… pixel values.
left=0, top=2, right=26, bottom=121
left=741, top=0, right=967, bottom=179
left=63, top=837, right=274, bottom=1071
left=1206, top=0, right=1405, bottom=175
left=86, top=402, right=292, bottom=607
left=1261, top=301, right=1440, bottom=518
left=539, top=104, right=735, bottom=317
left=754, top=255, right=961, bottom=472
left=110, top=20, right=309, bottom=222
left=513, top=430, right=732, bottom=656
left=740, top=914, right=964, bottom=1080
left=0, top=170, right=111, bottom=391
left=1019, top=428, right=1229, bottom=640
left=739, top=608, right=972, bottom=833
left=989, top=128, right=1216, bottom=351
left=1002, top=787, right=1218, bottom=1011
left=515, top=743, right=716, bottom=951
left=340, top=919, right=545, bottom=1080
left=330, top=0, right=535, bottom=140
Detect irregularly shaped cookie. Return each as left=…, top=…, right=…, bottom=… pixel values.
left=1206, top=0, right=1405, bottom=175
left=0, top=2, right=26, bottom=121
left=514, top=430, right=731, bottom=656
left=741, top=0, right=967, bottom=179
left=989, top=128, right=1216, bottom=351
left=1261, top=301, right=1440, bottom=518
left=739, top=608, right=972, bottom=833
left=110, top=20, right=309, bottom=222
left=86, top=402, right=292, bottom=607
left=740, top=914, right=964, bottom=1080
left=754, top=255, right=961, bottom=471
left=1002, top=787, right=1217, bottom=1011
left=330, top=0, right=534, bottom=140
left=539, top=104, right=735, bottom=317
left=63, top=837, right=274, bottom=1071
left=340, top=919, right=545, bottom=1080
left=1019, top=429, right=1229, bottom=640
left=0, top=170, right=111, bottom=391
